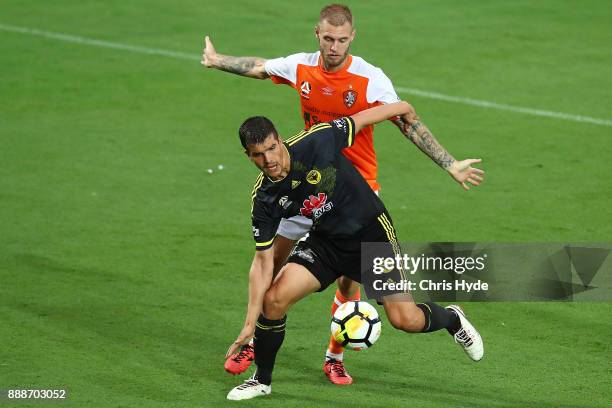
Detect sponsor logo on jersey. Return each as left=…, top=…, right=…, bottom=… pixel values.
left=278, top=196, right=292, bottom=209
left=321, top=86, right=334, bottom=96
left=300, top=193, right=334, bottom=219
left=252, top=225, right=260, bottom=237
left=300, top=81, right=311, bottom=99
left=343, top=89, right=358, bottom=108
left=291, top=180, right=301, bottom=189
left=306, top=169, right=321, bottom=185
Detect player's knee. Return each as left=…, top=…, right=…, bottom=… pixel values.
left=262, top=288, right=289, bottom=319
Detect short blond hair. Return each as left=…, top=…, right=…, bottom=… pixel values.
left=319, top=4, right=353, bottom=26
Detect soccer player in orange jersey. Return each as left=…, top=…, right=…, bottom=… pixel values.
left=202, top=4, right=483, bottom=385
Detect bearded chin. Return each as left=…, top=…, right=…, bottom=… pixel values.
left=320, top=44, right=351, bottom=68
left=333, top=54, right=347, bottom=67
left=325, top=52, right=348, bottom=69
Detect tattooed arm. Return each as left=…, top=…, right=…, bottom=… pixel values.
left=389, top=104, right=453, bottom=168
left=395, top=116, right=485, bottom=190
left=402, top=120, right=455, bottom=170
left=201, top=36, right=269, bottom=79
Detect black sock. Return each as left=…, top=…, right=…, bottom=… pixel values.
left=254, top=314, right=286, bottom=386
left=416, top=302, right=461, bottom=334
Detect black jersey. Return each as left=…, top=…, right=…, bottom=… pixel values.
left=251, top=117, right=387, bottom=250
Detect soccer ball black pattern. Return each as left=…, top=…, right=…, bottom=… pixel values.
left=330, top=301, right=382, bottom=350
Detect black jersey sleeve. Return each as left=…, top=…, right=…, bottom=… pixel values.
left=251, top=198, right=279, bottom=251
left=250, top=173, right=280, bottom=251
left=329, top=117, right=356, bottom=151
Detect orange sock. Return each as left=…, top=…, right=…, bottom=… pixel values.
left=328, top=288, right=361, bottom=355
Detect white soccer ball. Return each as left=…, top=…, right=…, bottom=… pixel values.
left=330, top=301, right=382, bottom=350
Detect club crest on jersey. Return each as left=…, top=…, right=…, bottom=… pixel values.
left=300, top=193, right=333, bottom=219
left=306, top=169, right=321, bottom=185
left=343, top=89, right=358, bottom=108
left=300, top=81, right=311, bottom=99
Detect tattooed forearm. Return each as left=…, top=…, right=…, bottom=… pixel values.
left=391, top=117, right=405, bottom=131
left=405, top=121, right=455, bottom=170
left=214, top=55, right=269, bottom=79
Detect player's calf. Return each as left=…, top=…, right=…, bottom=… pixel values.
left=383, top=299, right=427, bottom=333
left=384, top=299, right=461, bottom=334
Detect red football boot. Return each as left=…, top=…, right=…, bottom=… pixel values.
left=224, top=344, right=255, bottom=375
left=323, top=358, right=353, bottom=385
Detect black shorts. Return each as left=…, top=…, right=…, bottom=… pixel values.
left=287, top=211, right=408, bottom=301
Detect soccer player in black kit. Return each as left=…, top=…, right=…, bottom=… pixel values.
left=225, top=101, right=486, bottom=400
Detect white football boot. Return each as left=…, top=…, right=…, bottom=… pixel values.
left=226, top=375, right=271, bottom=401
left=446, top=305, right=484, bottom=361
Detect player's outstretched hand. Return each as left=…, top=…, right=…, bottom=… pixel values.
left=202, top=36, right=217, bottom=68
left=447, top=159, right=485, bottom=190
left=225, top=325, right=255, bottom=359
left=400, top=104, right=420, bottom=126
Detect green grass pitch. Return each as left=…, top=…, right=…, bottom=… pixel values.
left=1, top=1, right=611, bottom=407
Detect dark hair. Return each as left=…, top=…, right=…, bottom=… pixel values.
left=238, top=116, right=279, bottom=149
left=319, top=4, right=353, bottom=26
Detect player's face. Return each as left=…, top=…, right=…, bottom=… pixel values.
left=315, top=20, right=355, bottom=71
left=245, top=134, right=287, bottom=180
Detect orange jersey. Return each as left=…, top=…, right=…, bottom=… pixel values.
left=265, top=52, right=399, bottom=191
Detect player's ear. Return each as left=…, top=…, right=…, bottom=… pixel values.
left=314, top=25, right=320, bottom=39
left=350, top=29, right=356, bottom=41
